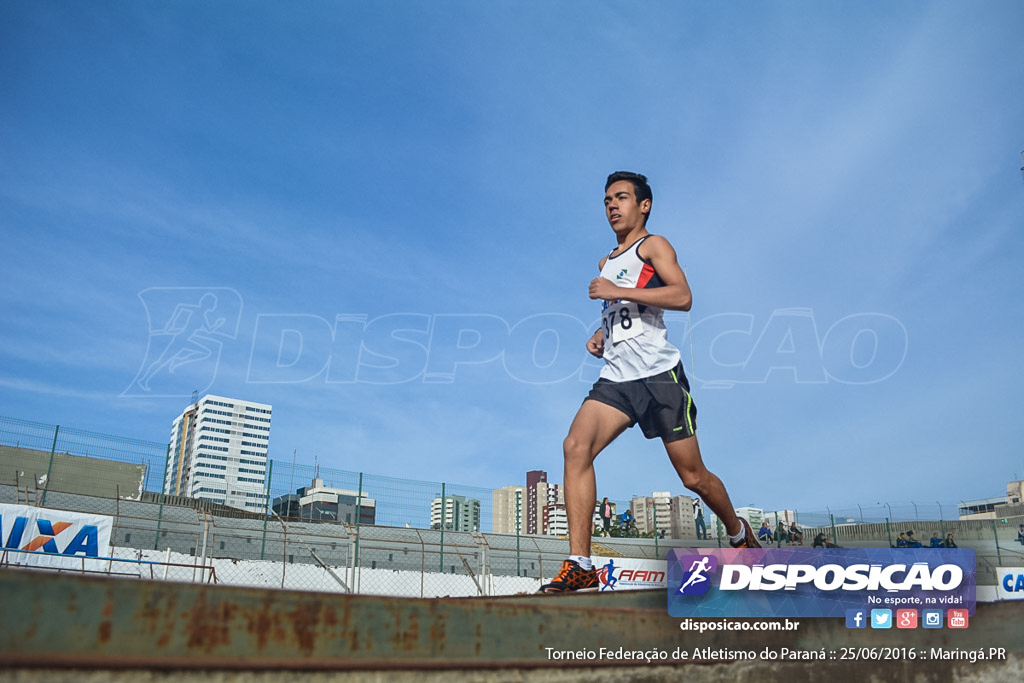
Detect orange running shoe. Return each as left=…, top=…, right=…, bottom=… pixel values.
left=538, top=559, right=599, bottom=593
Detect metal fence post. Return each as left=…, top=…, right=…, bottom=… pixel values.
left=439, top=482, right=446, bottom=573
left=276, top=512, right=287, bottom=589
left=516, top=520, right=521, bottom=576
left=40, top=425, right=59, bottom=507
left=653, top=508, right=659, bottom=559
left=154, top=443, right=172, bottom=550
left=993, top=519, right=1003, bottom=565
left=355, top=472, right=363, bottom=592
left=260, top=460, right=274, bottom=560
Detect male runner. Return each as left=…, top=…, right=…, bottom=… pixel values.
left=539, top=171, right=759, bottom=593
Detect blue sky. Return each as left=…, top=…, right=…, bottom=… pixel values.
left=1, top=1, right=1022, bottom=516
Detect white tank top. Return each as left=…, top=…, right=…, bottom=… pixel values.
left=597, top=236, right=681, bottom=382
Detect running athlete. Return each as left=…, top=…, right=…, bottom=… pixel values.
left=539, top=171, right=759, bottom=594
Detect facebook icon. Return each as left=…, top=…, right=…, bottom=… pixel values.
left=846, top=609, right=867, bottom=629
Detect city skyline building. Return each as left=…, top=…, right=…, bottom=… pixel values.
left=545, top=504, right=568, bottom=536
left=492, top=484, right=526, bottom=535
left=763, top=509, right=798, bottom=529
left=164, top=394, right=271, bottom=512
left=708, top=506, right=766, bottom=539
left=272, top=475, right=376, bottom=525
left=525, top=469, right=565, bottom=536
left=668, top=494, right=698, bottom=539
left=431, top=494, right=481, bottom=532
left=630, top=492, right=699, bottom=538
left=525, top=470, right=546, bottom=534
left=735, top=506, right=765, bottom=529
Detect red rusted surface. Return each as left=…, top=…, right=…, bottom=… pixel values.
left=1, top=568, right=1022, bottom=672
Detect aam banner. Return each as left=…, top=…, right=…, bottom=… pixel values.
left=0, top=503, right=113, bottom=569
left=668, top=547, right=976, bottom=618
left=593, top=556, right=667, bottom=591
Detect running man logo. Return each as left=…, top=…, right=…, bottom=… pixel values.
left=598, top=558, right=618, bottom=591
left=667, top=547, right=976, bottom=619
left=676, top=554, right=718, bottom=596
left=1, top=514, right=100, bottom=556
left=123, top=287, right=243, bottom=398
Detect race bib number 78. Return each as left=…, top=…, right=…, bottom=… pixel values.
left=602, top=301, right=644, bottom=344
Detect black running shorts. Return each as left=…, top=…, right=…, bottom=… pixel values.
left=585, top=362, right=697, bottom=442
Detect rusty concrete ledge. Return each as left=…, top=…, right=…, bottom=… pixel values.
left=2, top=659, right=1023, bottom=683
left=1, top=568, right=1021, bottom=673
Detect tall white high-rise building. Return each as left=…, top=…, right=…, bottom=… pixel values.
left=164, top=394, right=272, bottom=512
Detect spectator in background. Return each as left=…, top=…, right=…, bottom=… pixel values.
left=694, top=503, right=707, bottom=541
left=906, top=530, right=923, bottom=548
left=599, top=497, right=613, bottom=536
left=789, top=522, right=803, bottom=546
left=618, top=509, right=637, bottom=538
left=896, top=532, right=908, bottom=548
left=757, top=521, right=773, bottom=544
left=929, top=532, right=944, bottom=548
left=944, top=533, right=958, bottom=548
left=1017, top=524, right=1024, bottom=546
left=813, top=532, right=837, bottom=548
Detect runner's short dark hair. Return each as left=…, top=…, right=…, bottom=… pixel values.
left=605, top=171, right=653, bottom=206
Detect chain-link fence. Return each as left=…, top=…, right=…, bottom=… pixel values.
left=0, top=416, right=168, bottom=504
left=3, top=479, right=1022, bottom=593
left=2, top=414, right=1022, bottom=594
left=4, top=415, right=1004, bottom=533
left=0, top=482, right=579, bottom=596
left=0, top=415, right=644, bottom=536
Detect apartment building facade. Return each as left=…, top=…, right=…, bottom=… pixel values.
left=165, top=394, right=271, bottom=512
left=492, top=484, right=526, bottom=535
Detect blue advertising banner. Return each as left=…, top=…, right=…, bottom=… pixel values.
left=667, top=547, right=976, bottom=618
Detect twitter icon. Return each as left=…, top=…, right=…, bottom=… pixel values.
left=870, top=609, right=893, bottom=629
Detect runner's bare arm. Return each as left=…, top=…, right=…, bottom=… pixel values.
left=586, top=257, right=610, bottom=357
left=588, top=236, right=692, bottom=311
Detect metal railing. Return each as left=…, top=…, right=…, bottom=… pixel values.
left=3, top=414, right=1022, bottom=595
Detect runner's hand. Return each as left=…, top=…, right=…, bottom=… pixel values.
left=587, top=329, right=604, bottom=358
left=589, top=277, right=620, bottom=302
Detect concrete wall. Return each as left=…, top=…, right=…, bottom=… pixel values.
left=0, top=445, right=147, bottom=500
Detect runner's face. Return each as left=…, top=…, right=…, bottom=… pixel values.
left=604, top=180, right=649, bottom=232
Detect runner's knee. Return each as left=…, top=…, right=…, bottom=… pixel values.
left=678, top=467, right=707, bottom=494
left=562, top=434, right=593, bottom=469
